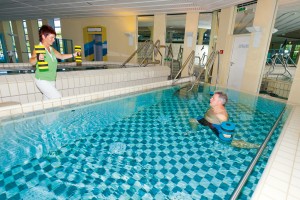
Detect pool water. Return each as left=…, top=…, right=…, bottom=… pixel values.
left=0, top=84, right=287, bottom=199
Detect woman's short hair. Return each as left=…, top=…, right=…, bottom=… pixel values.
left=39, top=25, right=56, bottom=42
left=215, top=91, right=228, bottom=105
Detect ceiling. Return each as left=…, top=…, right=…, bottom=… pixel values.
left=0, top=0, right=251, bottom=20
left=0, top=0, right=300, bottom=41
left=274, top=0, right=300, bottom=41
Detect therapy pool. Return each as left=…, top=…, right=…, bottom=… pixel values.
left=0, top=84, right=287, bottom=199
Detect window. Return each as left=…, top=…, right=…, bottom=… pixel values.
left=54, top=18, right=64, bottom=53
left=37, top=19, right=43, bottom=29
left=22, top=20, right=31, bottom=58
left=8, top=21, right=18, bottom=62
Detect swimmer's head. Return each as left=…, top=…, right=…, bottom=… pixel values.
left=210, top=91, right=228, bottom=106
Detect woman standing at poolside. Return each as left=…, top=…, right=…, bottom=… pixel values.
left=29, top=25, right=79, bottom=100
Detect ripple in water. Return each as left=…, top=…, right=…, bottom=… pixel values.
left=169, top=192, right=193, bottom=200
left=157, top=115, right=171, bottom=125
left=109, top=142, right=126, bottom=154
left=21, top=186, right=56, bottom=200
left=240, top=113, right=253, bottom=121
left=35, top=144, right=43, bottom=159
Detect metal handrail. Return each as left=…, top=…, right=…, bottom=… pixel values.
left=153, top=40, right=162, bottom=65
left=187, top=66, right=205, bottom=92
left=177, top=46, right=183, bottom=65
left=139, top=40, right=162, bottom=67
left=230, top=106, right=287, bottom=200
left=172, top=50, right=195, bottom=83
left=204, top=50, right=217, bottom=83
left=166, top=43, right=174, bottom=60
left=139, top=42, right=154, bottom=67
left=187, top=50, right=220, bottom=91
left=121, top=40, right=151, bottom=68
left=165, top=44, right=175, bottom=79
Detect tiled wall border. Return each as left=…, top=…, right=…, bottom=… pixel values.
left=0, top=77, right=193, bottom=122
left=0, top=65, right=170, bottom=104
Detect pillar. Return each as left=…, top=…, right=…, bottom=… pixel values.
left=208, top=11, right=219, bottom=55
left=212, top=6, right=235, bottom=86
left=181, top=12, right=199, bottom=76
left=26, top=20, right=39, bottom=51
left=153, top=14, right=166, bottom=63
left=11, top=20, right=28, bottom=62
left=241, top=0, right=279, bottom=94
left=197, top=28, right=207, bottom=45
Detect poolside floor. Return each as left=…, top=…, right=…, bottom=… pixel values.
left=252, top=105, right=300, bottom=199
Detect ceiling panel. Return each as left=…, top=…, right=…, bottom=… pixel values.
left=0, top=0, right=249, bottom=20
left=273, top=0, right=300, bottom=40
left=0, top=0, right=299, bottom=40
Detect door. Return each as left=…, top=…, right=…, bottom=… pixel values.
left=227, top=35, right=250, bottom=90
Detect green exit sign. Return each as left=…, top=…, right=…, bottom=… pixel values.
left=237, top=7, right=247, bottom=12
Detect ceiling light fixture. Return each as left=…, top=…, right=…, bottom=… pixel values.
left=246, top=26, right=261, bottom=33
left=272, top=28, right=278, bottom=34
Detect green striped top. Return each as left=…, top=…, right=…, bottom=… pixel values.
left=35, top=46, right=58, bottom=81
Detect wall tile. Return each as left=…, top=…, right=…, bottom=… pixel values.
left=68, top=78, right=75, bottom=88
left=17, top=82, right=28, bottom=95
left=0, top=84, right=10, bottom=97
left=26, top=82, right=35, bottom=94
left=56, top=79, right=63, bottom=90
left=62, top=78, right=69, bottom=89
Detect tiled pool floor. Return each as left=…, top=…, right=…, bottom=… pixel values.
left=0, top=87, right=291, bottom=199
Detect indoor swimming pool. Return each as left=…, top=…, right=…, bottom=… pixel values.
left=0, top=84, right=288, bottom=199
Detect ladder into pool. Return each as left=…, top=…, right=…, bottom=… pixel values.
left=172, top=49, right=219, bottom=92
left=121, top=40, right=162, bottom=68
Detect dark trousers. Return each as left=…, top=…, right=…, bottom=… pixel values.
left=197, top=118, right=220, bottom=137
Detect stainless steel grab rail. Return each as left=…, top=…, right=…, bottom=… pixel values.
left=172, top=50, right=195, bottom=84
left=121, top=40, right=151, bottom=68
left=230, top=106, right=287, bottom=200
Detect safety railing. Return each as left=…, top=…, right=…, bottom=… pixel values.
left=121, top=40, right=150, bottom=68
left=187, top=50, right=219, bottom=91
left=264, top=52, right=293, bottom=81
left=172, top=50, right=195, bottom=84
left=165, top=44, right=175, bottom=79
left=204, top=50, right=218, bottom=83
left=230, top=106, right=287, bottom=200
left=121, top=40, right=162, bottom=68
left=139, top=40, right=162, bottom=67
